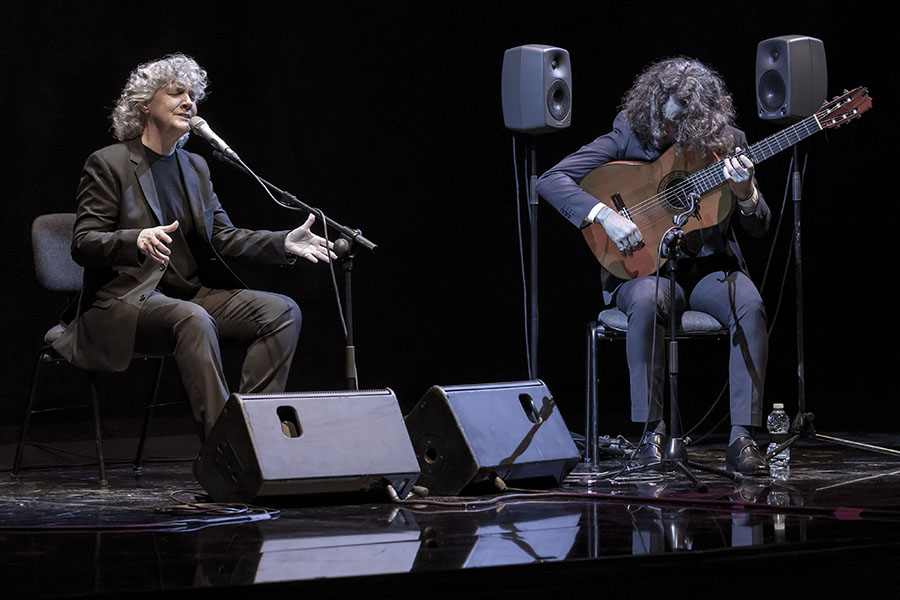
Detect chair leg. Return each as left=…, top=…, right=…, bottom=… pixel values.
left=133, top=356, right=166, bottom=475
left=88, top=373, right=108, bottom=486
left=12, top=351, right=49, bottom=478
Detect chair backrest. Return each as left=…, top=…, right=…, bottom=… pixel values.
left=31, top=213, right=82, bottom=293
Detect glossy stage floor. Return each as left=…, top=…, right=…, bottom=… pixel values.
left=3, top=432, right=900, bottom=598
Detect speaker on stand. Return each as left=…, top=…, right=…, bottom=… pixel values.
left=755, top=37, right=898, bottom=460
left=501, top=45, right=572, bottom=380
left=756, top=35, right=827, bottom=124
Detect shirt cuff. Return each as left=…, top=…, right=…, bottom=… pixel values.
left=586, top=202, right=609, bottom=224
left=737, top=187, right=759, bottom=215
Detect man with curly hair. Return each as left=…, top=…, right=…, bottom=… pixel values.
left=53, top=53, right=335, bottom=439
left=536, top=57, right=771, bottom=475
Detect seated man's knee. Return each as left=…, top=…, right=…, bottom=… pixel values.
left=173, top=304, right=218, bottom=343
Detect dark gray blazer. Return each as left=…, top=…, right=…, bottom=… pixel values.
left=53, top=137, right=292, bottom=372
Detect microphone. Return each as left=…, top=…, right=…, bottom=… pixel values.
left=189, top=116, right=241, bottom=162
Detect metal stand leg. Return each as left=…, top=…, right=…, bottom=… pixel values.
left=88, top=373, right=108, bottom=486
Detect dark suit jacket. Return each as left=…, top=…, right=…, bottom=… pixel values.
left=53, top=137, right=292, bottom=372
left=535, top=110, right=771, bottom=303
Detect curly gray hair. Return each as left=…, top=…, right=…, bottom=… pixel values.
left=621, top=57, right=737, bottom=157
left=110, top=53, right=208, bottom=146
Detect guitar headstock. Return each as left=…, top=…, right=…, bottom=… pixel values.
left=816, top=87, right=873, bottom=129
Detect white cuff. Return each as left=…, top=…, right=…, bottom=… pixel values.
left=737, top=187, right=759, bottom=215
left=587, top=202, right=609, bottom=223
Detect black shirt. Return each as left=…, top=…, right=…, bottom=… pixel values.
left=145, top=146, right=203, bottom=299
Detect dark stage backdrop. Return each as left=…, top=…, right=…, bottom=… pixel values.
left=1, top=2, right=895, bottom=444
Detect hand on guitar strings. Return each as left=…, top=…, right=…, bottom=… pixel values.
left=594, top=206, right=645, bottom=257
left=723, top=146, right=757, bottom=203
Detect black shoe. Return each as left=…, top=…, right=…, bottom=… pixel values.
left=633, top=431, right=666, bottom=468
left=725, top=436, right=769, bottom=476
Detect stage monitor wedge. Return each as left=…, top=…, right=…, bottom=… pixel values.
left=756, top=35, right=827, bottom=123
left=404, top=380, right=581, bottom=495
left=194, top=389, right=421, bottom=503
left=502, top=45, right=572, bottom=134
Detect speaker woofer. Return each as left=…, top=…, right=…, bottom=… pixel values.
left=758, top=70, right=787, bottom=112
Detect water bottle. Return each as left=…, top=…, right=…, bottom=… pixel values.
left=766, top=403, right=791, bottom=477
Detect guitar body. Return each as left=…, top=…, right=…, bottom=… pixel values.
left=580, top=146, right=733, bottom=280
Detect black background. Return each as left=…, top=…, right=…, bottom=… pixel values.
left=1, top=1, right=894, bottom=443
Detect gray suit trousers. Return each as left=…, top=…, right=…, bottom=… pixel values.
left=134, top=287, right=302, bottom=437
left=615, top=270, right=767, bottom=427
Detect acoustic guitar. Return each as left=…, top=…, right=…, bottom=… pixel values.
left=580, top=87, right=872, bottom=280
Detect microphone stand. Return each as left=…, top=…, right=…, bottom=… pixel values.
left=659, top=196, right=741, bottom=489
left=212, top=150, right=376, bottom=391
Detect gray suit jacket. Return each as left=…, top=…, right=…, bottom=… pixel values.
left=535, top=110, right=771, bottom=302
left=53, top=137, right=292, bottom=372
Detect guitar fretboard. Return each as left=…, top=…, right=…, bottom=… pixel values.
left=685, top=114, right=822, bottom=196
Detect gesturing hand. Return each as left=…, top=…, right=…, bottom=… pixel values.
left=138, top=221, right=179, bottom=264
left=284, top=214, right=337, bottom=263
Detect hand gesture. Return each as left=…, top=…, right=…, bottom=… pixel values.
left=137, top=221, right=179, bottom=264
left=285, top=214, right=337, bottom=263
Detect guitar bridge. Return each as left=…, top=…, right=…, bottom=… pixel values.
left=610, top=193, right=632, bottom=220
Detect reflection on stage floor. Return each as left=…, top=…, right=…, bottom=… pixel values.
left=2, top=434, right=900, bottom=597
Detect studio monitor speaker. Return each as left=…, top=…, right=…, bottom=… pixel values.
left=756, top=35, right=827, bottom=123
left=404, top=380, right=581, bottom=495
left=194, top=390, right=421, bottom=503
left=502, top=45, right=572, bottom=134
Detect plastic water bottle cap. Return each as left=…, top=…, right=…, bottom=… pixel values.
left=772, top=403, right=784, bottom=409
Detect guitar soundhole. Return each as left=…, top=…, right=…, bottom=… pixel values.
left=660, top=174, right=695, bottom=214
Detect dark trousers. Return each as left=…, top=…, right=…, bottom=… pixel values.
left=134, top=287, right=302, bottom=437
left=615, top=269, right=767, bottom=427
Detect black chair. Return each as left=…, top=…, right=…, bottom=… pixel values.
left=13, top=213, right=172, bottom=484
left=584, top=307, right=727, bottom=468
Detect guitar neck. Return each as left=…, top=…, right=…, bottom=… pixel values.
left=746, top=115, right=822, bottom=163
left=688, top=114, right=822, bottom=195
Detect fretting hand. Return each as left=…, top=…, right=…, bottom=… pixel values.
left=723, top=146, right=756, bottom=201
left=285, top=214, right=337, bottom=263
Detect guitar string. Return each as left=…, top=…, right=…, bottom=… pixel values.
left=610, top=90, right=863, bottom=224
left=608, top=115, right=822, bottom=227
left=622, top=114, right=822, bottom=224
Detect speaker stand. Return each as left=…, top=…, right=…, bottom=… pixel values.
left=526, top=135, right=540, bottom=379
left=767, top=146, right=900, bottom=460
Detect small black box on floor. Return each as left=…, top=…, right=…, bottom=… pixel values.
left=193, top=389, right=421, bottom=503
left=404, top=380, right=580, bottom=495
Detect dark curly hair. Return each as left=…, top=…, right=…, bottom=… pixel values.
left=621, top=57, right=737, bottom=157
